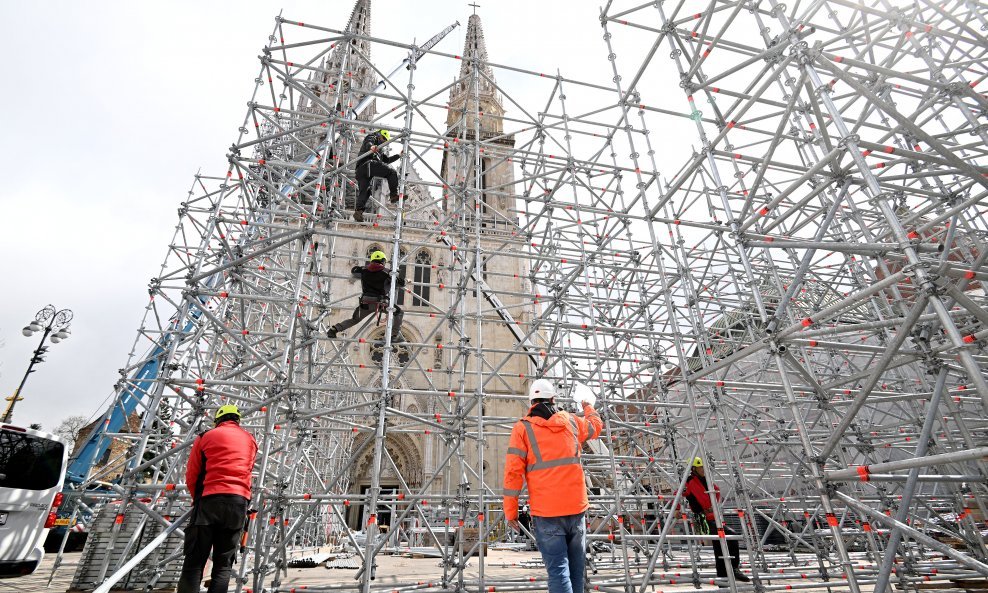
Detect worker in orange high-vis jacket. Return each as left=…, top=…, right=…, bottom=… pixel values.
left=504, top=379, right=603, bottom=593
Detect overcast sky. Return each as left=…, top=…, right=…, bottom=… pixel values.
left=0, top=1, right=633, bottom=430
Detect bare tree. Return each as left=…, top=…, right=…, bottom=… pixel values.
left=54, top=415, right=90, bottom=454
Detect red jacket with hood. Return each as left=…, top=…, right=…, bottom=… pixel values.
left=684, top=472, right=721, bottom=520
left=186, top=420, right=258, bottom=501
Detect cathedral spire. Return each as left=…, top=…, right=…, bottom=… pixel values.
left=441, top=10, right=515, bottom=226
left=452, top=13, right=497, bottom=100
left=444, top=10, right=508, bottom=137
left=335, top=0, right=372, bottom=74
left=301, top=0, right=376, bottom=117
left=322, top=0, right=372, bottom=73
left=344, top=0, right=371, bottom=41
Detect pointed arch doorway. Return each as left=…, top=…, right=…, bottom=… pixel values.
left=347, top=432, right=423, bottom=529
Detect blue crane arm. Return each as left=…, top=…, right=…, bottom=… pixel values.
left=66, top=343, right=164, bottom=484
left=65, top=314, right=196, bottom=485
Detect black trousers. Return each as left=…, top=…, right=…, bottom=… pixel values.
left=332, top=302, right=403, bottom=339
left=177, top=495, right=248, bottom=593
left=355, top=161, right=399, bottom=211
left=707, top=519, right=740, bottom=577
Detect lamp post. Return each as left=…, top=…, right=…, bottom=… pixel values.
left=2, top=305, right=73, bottom=424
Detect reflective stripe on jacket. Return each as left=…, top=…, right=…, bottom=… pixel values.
left=503, top=403, right=602, bottom=520
left=186, top=421, right=258, bottom=501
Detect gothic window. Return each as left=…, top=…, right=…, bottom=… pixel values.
left=481, top=158, right=492, bottom=226
left=365, top=244, right=382, bottom=260
left=413, top=250, right=432, bottom=306
left=434, top=338, right=444, bottom=369
left=368, top=327, right=410, bottom=367
left=396, top=249, right=407, bottom=306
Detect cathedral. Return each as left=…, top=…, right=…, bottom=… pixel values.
left=301, top=1, right=531, bottom=527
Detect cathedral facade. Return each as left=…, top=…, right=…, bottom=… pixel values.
left=305, top=2, right=532, bottom=527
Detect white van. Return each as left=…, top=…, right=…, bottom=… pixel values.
left=0, top=424, right=68, bottom=577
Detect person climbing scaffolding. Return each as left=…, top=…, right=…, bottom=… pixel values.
left=327, top=249, right=406, bottom=341
left=353, top=129, right=402, bottom=222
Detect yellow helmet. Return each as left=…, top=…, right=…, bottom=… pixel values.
left=215, top=404, right=241, bottom=422
left=378, top=129, right=391, bottom=142
left=691, top=457, right=704, bottom=468
left=369, top=250, right=387, bottom=262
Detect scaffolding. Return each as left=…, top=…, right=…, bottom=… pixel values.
left=52, top=0, right=987, bottom=592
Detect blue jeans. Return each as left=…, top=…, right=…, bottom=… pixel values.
left=533, top=513, right=586, bottom=593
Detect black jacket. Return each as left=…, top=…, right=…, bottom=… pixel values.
left=356, top=132, right=401, bottom=169
left=352, top=262, right=405, bottom=299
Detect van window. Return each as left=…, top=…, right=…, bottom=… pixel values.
left=0, top=430, right=65, bottom=490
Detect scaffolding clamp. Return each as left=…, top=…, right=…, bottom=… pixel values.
left=855, top=465, right=870, bottom=482
left=837, top=133, right=861, bottom=151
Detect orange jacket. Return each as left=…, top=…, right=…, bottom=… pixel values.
left=503, top=403, right=602, bottom=520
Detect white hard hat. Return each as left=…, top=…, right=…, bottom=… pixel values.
left=528, top=378, right=557, bottom=401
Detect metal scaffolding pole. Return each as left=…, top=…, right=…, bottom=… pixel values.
left=55, top=1, right=986, bottom=592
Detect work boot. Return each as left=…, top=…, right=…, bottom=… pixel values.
left=390, top=333, right=405, bottom=344
left=389, top=194, right=400, bottom=204
left=353, top=210, right=364, bottom=222
left=327, top=327, right=339, bottom=339
left=733, top=570, right=750, bottom=583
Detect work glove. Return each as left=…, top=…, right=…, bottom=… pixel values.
left=572, top=382, right=597, bottom=408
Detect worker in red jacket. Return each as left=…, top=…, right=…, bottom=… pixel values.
left=177, top=404, right=258, bottom=593
left=504, top=380, right=603, bottom=593
left=683, top=457, right=749, bottom=582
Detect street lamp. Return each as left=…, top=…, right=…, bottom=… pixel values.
left=3, top=305, right=74, bottom=424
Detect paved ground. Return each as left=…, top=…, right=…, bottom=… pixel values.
left=6, top=549, right=863, bottom=592
left=0, top=552, right=76, bottom=591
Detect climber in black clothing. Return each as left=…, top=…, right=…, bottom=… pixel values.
left=354, top=129, right=401, bottom=222
left=327, top=249, right=405, bottom=341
